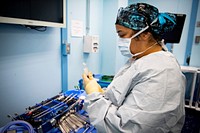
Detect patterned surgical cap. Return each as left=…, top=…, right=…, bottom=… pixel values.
left=116, top=3, right=176, bottom=35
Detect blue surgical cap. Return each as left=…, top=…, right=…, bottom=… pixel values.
left=116, top=3, right=176, bottom=35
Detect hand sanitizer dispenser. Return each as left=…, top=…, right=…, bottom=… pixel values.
left=83, top=35, right=99, bottom=53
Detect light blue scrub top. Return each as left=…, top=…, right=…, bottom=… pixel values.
left=84, top=51, right=185, bottom=133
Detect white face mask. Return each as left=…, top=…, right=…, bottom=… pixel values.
left=118, top=37, right=133, bottom=58
left=118, top=36, right=158, bottom=58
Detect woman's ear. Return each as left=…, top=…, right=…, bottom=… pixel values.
left=140, top=32, right=151, bottom=40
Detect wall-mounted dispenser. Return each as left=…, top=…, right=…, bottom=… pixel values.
left=83, top=35, right=99, bottom=53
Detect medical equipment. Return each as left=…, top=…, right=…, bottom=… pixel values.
left=181, top=66, right=200, bottom=111
left=83, top=62, right=89, bottom=75
left=0, top=120, right=35, bottom=133
left=180, top=66, right=200, bottom=133
left=2, top=90, right=96, bottom=133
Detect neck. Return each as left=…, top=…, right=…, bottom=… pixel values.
left=134, top=42, right=162, bottom=59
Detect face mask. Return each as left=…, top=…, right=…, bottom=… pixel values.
left=118, top=37, right=133, bottom=58
left=118, top=37, right=157, bottom=58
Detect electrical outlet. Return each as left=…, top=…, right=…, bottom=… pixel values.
left=66, top=43, right=71, bottom=54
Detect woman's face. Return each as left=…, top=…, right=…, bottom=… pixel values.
left=115, top=24, right=142, bottom=55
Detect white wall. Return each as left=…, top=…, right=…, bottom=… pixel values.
left=100, top=0, right=118, bottom=75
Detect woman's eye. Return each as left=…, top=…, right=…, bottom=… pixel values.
left=118, top=33, right=125, bottom=38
